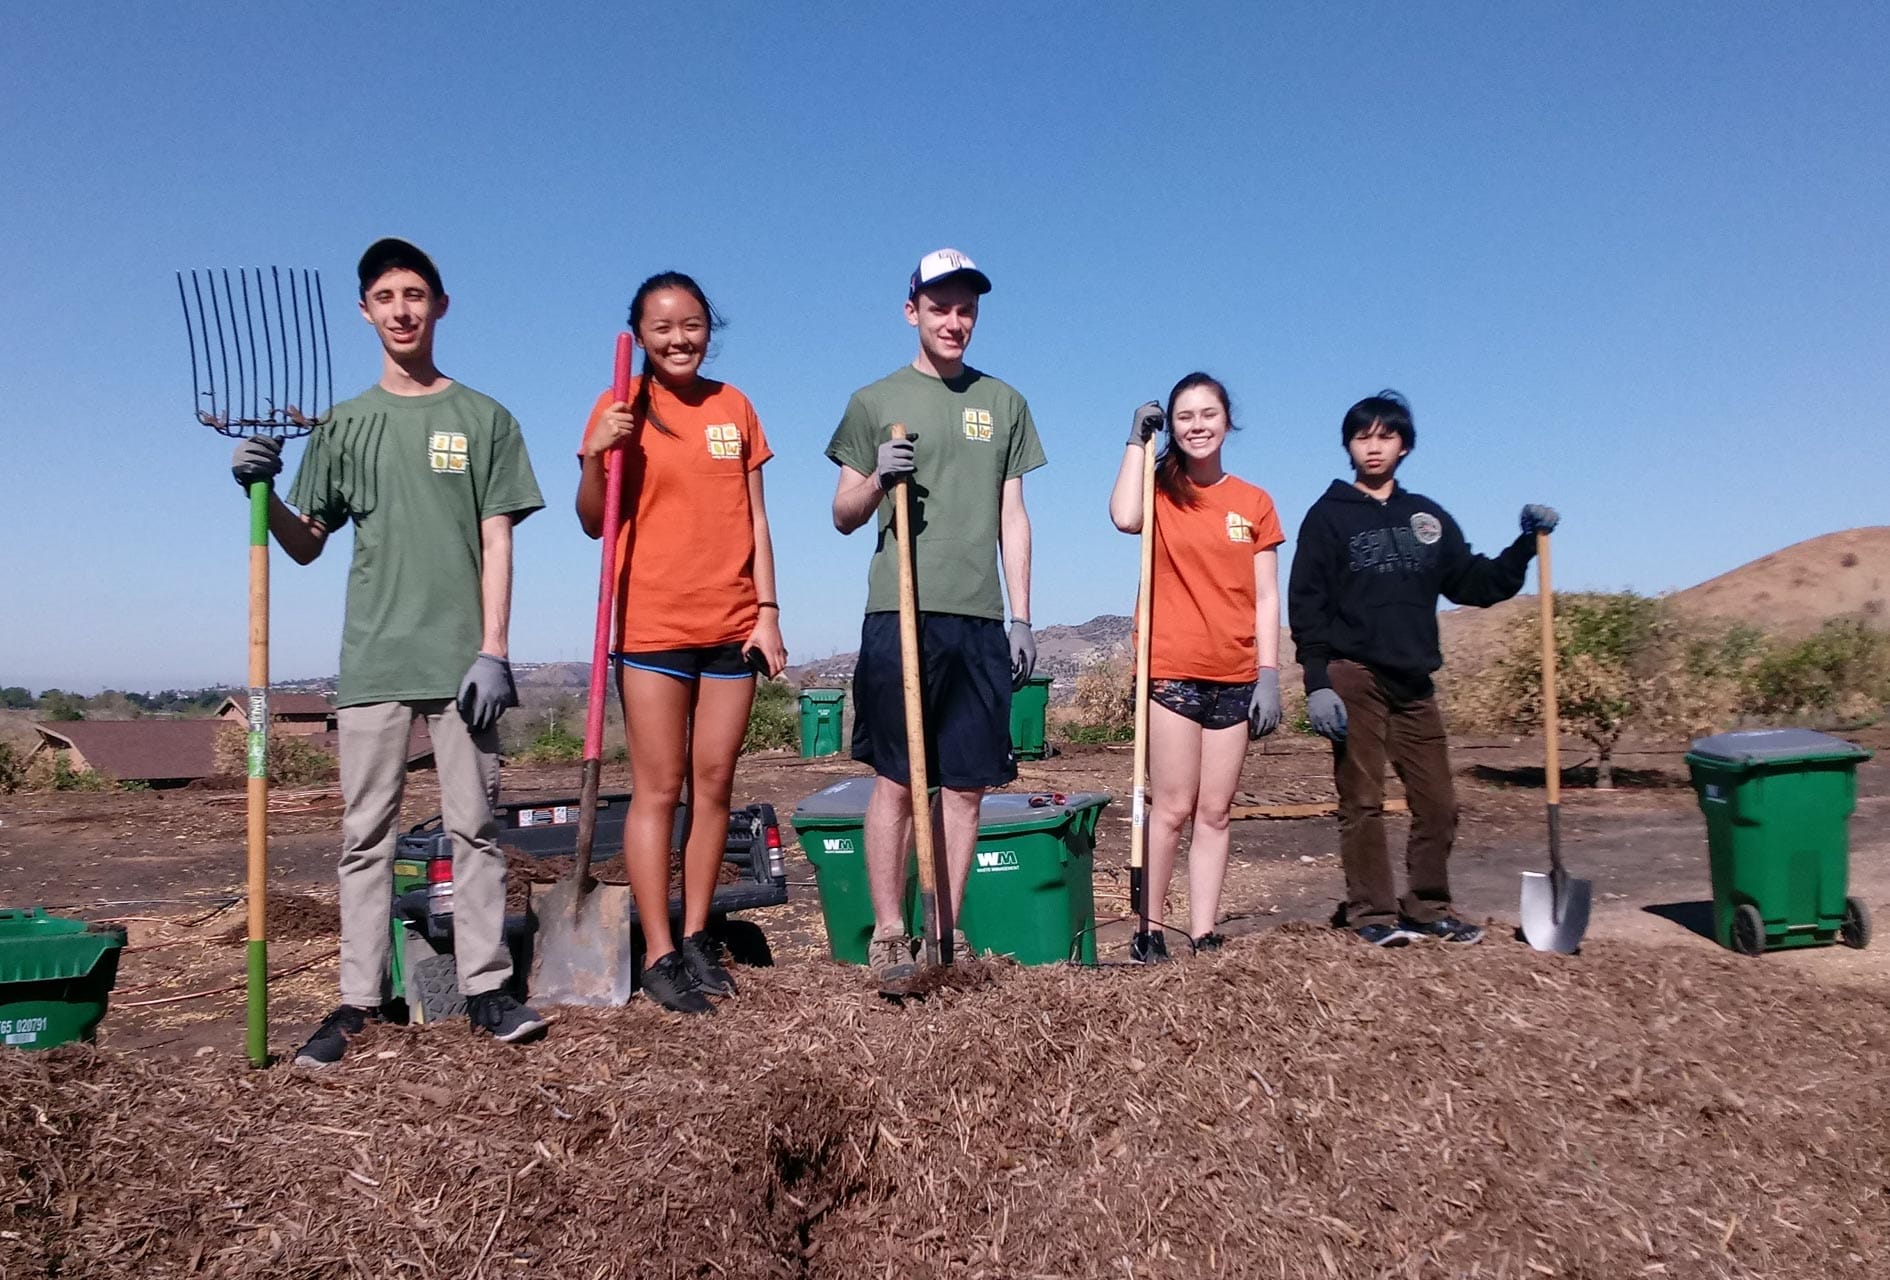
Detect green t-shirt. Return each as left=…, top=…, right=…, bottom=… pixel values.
left=287, top=382, right=544, bottom=707
left=825, top=365, right=1047, bottom=619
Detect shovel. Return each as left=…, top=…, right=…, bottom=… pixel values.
left=1128, top=434, right=1157, bottom=946
left=531, top=333, right=640, bottom=1004
left=1520, top=529, right=1592, bottom=953
left=890, top=422, right=954, bottom=976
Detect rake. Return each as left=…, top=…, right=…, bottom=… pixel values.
left=176, top=267, right=333, bottom=1065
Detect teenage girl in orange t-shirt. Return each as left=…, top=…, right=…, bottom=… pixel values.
left=1109, top=372, right=1284, bottom=964
left=576, top=272, right=787, bottom=1014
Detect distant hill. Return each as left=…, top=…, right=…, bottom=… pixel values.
left=1670, top=526, right=1889, bottom=635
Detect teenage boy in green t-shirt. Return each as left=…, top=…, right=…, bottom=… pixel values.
left=827, top=248, right=1048, bottom=984
left=229, top=238, right=548, bottom=1064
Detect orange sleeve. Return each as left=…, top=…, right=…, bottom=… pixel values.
left=576, top=388, right=616, bottom=459
left=744, top=394, right=774, bottom=471
left=1251, top=487, right=1285, bottom=552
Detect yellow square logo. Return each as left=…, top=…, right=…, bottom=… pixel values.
left=961, top=408, right=993, bottom=442
left=429, top=432, right=469, bottom=474
left=1226, top=513, right=1253, bottom=543
left=704, top=423, right=742, bottom=460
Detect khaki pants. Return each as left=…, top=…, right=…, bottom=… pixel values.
left=1328, top=660, right=1460, bottom=927
left=336, top=700, right=509, bottom=1007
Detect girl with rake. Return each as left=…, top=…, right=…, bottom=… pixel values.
left=577, top=272, right=787, bottom=1014
left=1109, top=373, right=1284, bottom=963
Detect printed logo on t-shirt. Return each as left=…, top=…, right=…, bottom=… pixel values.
left=704, top=424, right=742, bottom=460
left=429, top=432, right=469, bottom=474
left=1410, top=512, right=1443, bottom=545
left=1226, top=512, right=1254, bottom=544
left=962, top=408, right=993, bottom=442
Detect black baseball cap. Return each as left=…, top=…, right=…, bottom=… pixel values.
left=357, top=237, right=444, bottom=298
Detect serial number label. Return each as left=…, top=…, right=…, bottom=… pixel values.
left=1, top=1016, right=50, bottom=1045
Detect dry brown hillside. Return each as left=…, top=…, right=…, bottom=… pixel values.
left=1669, top=525, right=1890, bottom=634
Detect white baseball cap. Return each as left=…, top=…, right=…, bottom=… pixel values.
left=908, top=248, right=992, bottom=297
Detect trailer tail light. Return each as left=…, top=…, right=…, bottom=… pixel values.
left=764, top=820, right=786, bottom=881
left=426, top=853, right=455, bottom=918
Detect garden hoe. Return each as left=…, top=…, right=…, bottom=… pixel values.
left=531, top=334, right=640, bottom=1004
left=886, top=422, right=954, bottom=993
left=1520, top=529, right=1593, bottom=953
left=176, top=267, right=333, bottom=1065
left=1128, top=432, right=1157, bottom=954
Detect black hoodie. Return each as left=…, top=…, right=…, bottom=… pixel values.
left=1289, top=479, right=1534, bottom=699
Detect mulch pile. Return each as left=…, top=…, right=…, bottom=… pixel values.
left=212, top=893, right=338, bottom=945
left=5, top=930, right=1888, bottom=1278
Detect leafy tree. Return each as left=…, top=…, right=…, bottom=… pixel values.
left=742, top=679, right=800, bottom=754
left=0, top=686, right=33, bottom=709
left=37, top=690, right=85, bottom=721
left=1749, top=619, right=1890, bottom=723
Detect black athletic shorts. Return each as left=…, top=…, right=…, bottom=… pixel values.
left=1150, top=677, right=1255, bottom=731
left=614, top=643, right=759, bottom=682
left=851, top=612, right=1016, bottom=790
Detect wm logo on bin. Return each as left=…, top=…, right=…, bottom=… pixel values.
left=975, top=849, right=1020, bottom=872
left=823, top=838, right=855, bottom=854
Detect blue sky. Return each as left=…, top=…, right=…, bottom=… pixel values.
left=3, top=2, right=1886, bottom=692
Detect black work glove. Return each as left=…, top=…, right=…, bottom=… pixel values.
left=1128, top=400, right=1164, bottom=446
left=456, top=653, right=518, bottom=733
left=1521, top=504, right=1560, bottom=535
left=231, top=436, right=283, bottom=490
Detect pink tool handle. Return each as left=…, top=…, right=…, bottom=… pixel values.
left=583, top=333, right=634, bottom=761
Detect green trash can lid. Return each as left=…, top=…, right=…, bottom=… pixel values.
left=800, top=689, right=846, bottom=703
left=1686, top=728, right=1871, bottom=767
left=0, top=907, right=127, bottom=984
left=792, top=777, right=1110, bottom=831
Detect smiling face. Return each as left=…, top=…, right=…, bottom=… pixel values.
left=905, top=279, right=980, bottom=375
left=358, top=268, right=447, bottom=364
left=1168, top=384, right=1230, bottom=461
left=1347, top=420, right=1408, bottom=482
left=635, top=286, right=710, bottom=385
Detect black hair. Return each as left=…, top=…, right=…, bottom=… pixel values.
left=1155, top=371, right=1237, bottom=506
left=1341, top=389, right=1415, bottom=452
left=625, top=271, right=724, bottom=438
left=357, top=237, right=443, bottom=300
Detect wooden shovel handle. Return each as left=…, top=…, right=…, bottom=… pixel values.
left=890, top=424, right=949, bottom=960
left=1538, top=530, right=1559, bottom=809
left=1129, top=439, right=1156, bottom=901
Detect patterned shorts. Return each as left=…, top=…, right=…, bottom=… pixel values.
left=1150, top=678, right=1255, bottom=731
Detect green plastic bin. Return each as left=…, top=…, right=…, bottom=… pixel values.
left=798, top=689, right=847, bottom=759
left=0, top=908, right=128, bottom=1049
left=791, top=777, right=1110, bottom=965
left=1684, top=729, right=1874, bottom=956
left=1009, top=674, right=1053, bottom=760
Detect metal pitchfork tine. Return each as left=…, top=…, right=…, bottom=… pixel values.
left=175, top=266, right=332, bottom=1066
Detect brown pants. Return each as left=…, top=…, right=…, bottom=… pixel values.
left=1328, top=660, right=1459, bottom=926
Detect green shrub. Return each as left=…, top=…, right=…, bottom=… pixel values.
left=1749, top=619, right=1890, bottom=723
left=1063, top=721, right=1133, bottom=744
left=743, top=679, right=800, bottom=754
left=0, top=741, right=20, bottom=793
left=517, top=723, right=585, bottom=764
left=212, top=726, right=339, bottom=786
left=22, top=749, right=115, bottom=792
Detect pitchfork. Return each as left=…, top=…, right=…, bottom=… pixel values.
left=176, top=267, right=332, bottom=1065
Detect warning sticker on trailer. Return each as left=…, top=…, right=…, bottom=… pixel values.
left=517, top=806, right=573, bottom=827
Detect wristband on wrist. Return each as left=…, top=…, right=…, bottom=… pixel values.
left=756, top=601, right=779, bottom=610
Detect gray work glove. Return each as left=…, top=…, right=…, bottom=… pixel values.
left=456, top=653, right=518, bottom=733
left=231, top=435, right=284, bottom=490
left=1520, top=504, right=1560, bottom=535
left=875, top=435, right=917, bottom=490
left=1248, top=668, right=1281, bottom=740
left=1306, top=687, right=1347, bottom=741
left=1128, top=400, right=1164, bottom=446
left=1007, top=620, right=1036, bottom=691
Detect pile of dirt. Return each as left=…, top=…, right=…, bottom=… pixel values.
left=212, top=893, right=337, bottom=945
left=5, top=931, right=1887, bottom=1277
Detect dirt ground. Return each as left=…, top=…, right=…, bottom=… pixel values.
left=1, top=724, right=1885, bottom=1056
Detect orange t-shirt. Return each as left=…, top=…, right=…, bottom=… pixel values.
left=1147, top=474, right=1284, bottom=682
left=578, top=378, right=774, bottom=651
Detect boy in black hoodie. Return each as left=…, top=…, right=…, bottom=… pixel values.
left=1288, top=391, right=1558, bottom=946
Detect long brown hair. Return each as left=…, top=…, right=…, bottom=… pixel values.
left=1155, top=371, right=1237, bottom=506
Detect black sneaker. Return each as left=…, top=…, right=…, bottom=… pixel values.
left=642, top=949, right=713, bottom=1014
left=1356, top=922, right=1422, bottom=948
left=467, top=991, right=549, bottom=1043
left=293, top=1004, right=380, bottom=1067
left=1191, top=931, right=1227, bottom=955
left=679, top=931, right=737, bottom=996
left=1404, top=915, right=1485, bottom=944
left=1129, top=930, right=1171, bottom=964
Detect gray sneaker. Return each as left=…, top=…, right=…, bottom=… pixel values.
left=951, top=928, right=976, bottom=966
left=868, top=931, right=917, bottom=985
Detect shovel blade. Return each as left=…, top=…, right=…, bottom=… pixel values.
left=528, top=879, right=639, bottom=1006
left=1520, top=870, right=1593, bottom=954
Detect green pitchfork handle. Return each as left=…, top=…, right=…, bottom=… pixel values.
left=244, top=478, right=271, bottom=1066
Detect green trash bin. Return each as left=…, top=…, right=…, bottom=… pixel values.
left=790, top=777, right=1111, bottom=965
left=1009, top=673, right=1053, bottom=760
left=0, top=908, right=128, bottom=1049
left=798, top=689, right=847, bottom=759
left=1684, top=728, right=1874, bottom=956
